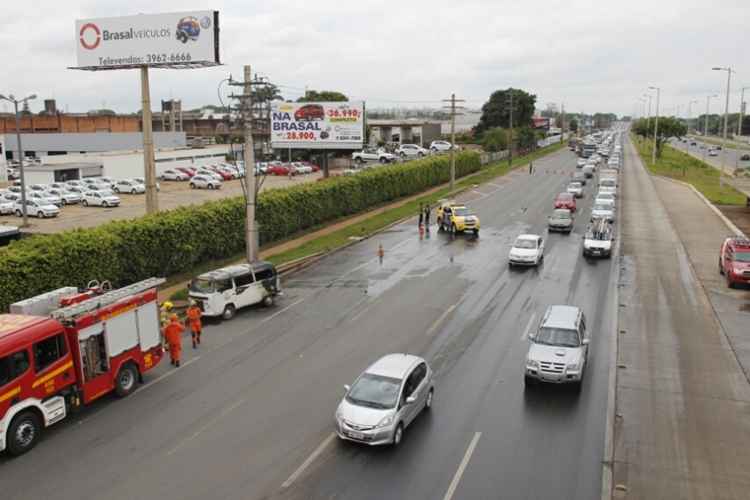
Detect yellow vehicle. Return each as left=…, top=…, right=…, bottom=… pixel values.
left=436, top=200, right=480, bottom=235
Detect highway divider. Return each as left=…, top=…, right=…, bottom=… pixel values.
left=0, top=152, right=481, bottom=311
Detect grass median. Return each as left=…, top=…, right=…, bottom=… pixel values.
left=632, top=136, right=746, bottom=205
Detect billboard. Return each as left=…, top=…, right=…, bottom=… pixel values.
left=74, top=11, right=220, bottom=70
left=271, top=101, right=365, bottom=149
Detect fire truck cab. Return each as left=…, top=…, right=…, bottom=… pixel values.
left=0, top=278, right=165, bottom=456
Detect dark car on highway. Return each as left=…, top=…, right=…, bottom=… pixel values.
left=554, top=192, right=577, bottom=212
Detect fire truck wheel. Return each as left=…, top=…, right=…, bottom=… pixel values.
left=7, top=411, right=42, bottom=456
left=115, top=363, right=139, bottom=397
left=222, top=304, right=236, bottom=320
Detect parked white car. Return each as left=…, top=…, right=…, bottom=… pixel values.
left=27, top=191, right=62, bottom=207
left=28, top=184, right=49, bottom=193
left=113, top=179, right=146, bottom=194
left=46, top=188, right=81, bottom=205
left=132, top=177, right=161, bottom=191
left=161, top=169, right=189, bottom=181
left=0, top=199, right=14, bottom=215
left=396, top=144, right=429, bottom=159
left=82, top=190, right=121, bottom=207
left=430, top=140, right=457, bottom=152
left=508, top=234, right=545, bottom=267
left=196, top=169, right=223, bottom=182
left=14, top=199, right=60, bottom=218
left=190, top=174, right=222, bottom=190
left=352, top=148, right=396, bottom=164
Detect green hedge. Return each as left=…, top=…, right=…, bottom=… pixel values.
left=0, top=151, right=480, bottom=310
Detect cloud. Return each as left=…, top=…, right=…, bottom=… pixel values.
left=2, top=0, right=747, bottom=117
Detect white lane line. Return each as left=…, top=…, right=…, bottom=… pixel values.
left=426, top=304, right=458, bottom=336
left=350, top=302, right=373, bottom=323
left=281, top=432, right=337, bottom=489
left=137, top=355, right=202, bottom=393
left=521, top=312, right=537, bottom=341
left=442, top=432, right=482, bottom=500
left=259, top=298, right=305, bottom=325
left=166, top=396, right=248, bottom=456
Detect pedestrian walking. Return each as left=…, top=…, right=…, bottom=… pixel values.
left=159, top=301, right=174, bottom=329
left=185, top=300, right=203, bottom=349
left=529, top=161, right=534, bottom=175
left=377, top=244, right=384, bottom=265
left=424, top=204, right=431, bottom=228
left=418, top=203, right=424, bottom=227
left=164, top=314, right=184, bottom=367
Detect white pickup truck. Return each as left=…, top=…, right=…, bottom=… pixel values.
left=352, top=148, right=396, bottom=164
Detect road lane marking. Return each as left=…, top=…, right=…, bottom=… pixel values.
left=442, top=432, right=482, bottom=500
left=281, top=432, right=337, bottom=489
left=166, top=397, right=248, bottom=456
left=137, top=355, right=202, bottom=393
left=426, top=304, right=458, bottom=336
left=350, top=302, right=373, bottom=322
left=521, top=312, right=537, bottom=340
left=259, top=298, right=305, bottom=325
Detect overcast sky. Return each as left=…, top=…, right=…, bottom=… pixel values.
left=1, top=0, right=747, bottom=118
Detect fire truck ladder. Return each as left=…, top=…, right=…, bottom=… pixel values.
left=51, top=277, right=166, bottom=320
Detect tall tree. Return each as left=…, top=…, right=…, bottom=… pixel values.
left=632, top=116, right=687, bottom=157
left=299, top=90, right=348, bottom=102
left=476, top=88, right=536, bottom=135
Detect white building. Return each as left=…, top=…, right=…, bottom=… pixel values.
left=42, top=145, right=230, bottom=179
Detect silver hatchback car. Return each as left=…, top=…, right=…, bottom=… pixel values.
left=335, top=354, right=434, bottom=446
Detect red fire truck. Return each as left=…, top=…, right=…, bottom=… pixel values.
left=0, top=277, right=165, bottom=456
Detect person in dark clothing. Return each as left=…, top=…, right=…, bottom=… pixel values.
left=418, top=203, right=424, bottom=226
left=424, top=205, right=431, bottom=227
left=529, top=161, right=534, bottom=175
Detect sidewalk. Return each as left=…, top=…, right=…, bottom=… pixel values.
left=612, top=137, right=750, bottom=499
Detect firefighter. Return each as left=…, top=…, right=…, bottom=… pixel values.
left=164, top=314, right=184, bottom=367
left=185, top=300, right=203, bottom=349
left=160, top=301, right=174, bottom=328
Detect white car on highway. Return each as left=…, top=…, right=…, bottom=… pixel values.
left=82, top=190, right=121, bottom=208
left=14, top=199, right=60, bottom=218
left=396, top=144, right=429, bottom=159
left=525, top=305, right=589, bottom=388
left=594, top=192, right=616, bottom=208
left=591, top=203, right=615, bottom=222
left=567, top=182, right=584, bottom=198
left=508, top=234, right=545, bottom=267
left=161, top=169, right=189, bottom=181
left=113, top=179, right=146, bottom=194
left=190, top=174, right=222, bottom=190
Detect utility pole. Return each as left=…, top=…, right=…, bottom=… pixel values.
left=649, top=86, right=660, bottom=164
left=738, top=86, right=749, bottom=137
left=0, top=92, right=36, bottom=227
left=242, top=65, right=258, bottom=262
left=560, top=103, right=565, bottom=143
left=443, top=93, right=465, bottom=191
left=140, top=67, right=158, bottom=214
left=508, top=90, right=514, bottom=167
left=687, top=100, right=698, bottom=135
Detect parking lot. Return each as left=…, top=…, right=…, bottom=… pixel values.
left=1, top=172, right=323, bottom=234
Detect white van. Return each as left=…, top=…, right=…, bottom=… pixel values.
left=188, top=261, right=281, bottom=320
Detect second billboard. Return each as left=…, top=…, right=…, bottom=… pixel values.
left=271, top=101, right=364, bottom=149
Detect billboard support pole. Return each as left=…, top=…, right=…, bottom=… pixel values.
left=140, top=66, right=158, bottom=214
left=242, top=65, right=258, bottom=263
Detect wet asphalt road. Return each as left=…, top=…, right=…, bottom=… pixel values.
left=0, top=148, right=618, bottom=500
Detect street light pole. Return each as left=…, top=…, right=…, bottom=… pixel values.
left=649, top=86, right=660, bottom=164
left=713, top=67, right=733, bottom=183
left=0, top=93, right=36, bottom=227
left=644, top=93, right=652, bottom=131
left=687, top=100, right=698, bottom=135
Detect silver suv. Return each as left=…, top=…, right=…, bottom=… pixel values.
left=336, top=354, right=434, bottom=446
left=524, top=305, right=589, bottom=389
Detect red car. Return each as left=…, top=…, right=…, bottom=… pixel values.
left=719, top=236, right=750, bottom=288
left=267, top=164, right=291, bottom=176
left=205, top=165, right=234, bottom=181
left=295, top=104, right=325, bottom=121
left=554, top=192, right=577, bottom=212
left=176, top=167, right=196, bottom=178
